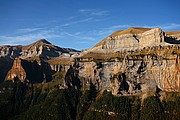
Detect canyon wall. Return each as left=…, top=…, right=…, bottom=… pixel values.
left=74, top=45, right=180, bottom=95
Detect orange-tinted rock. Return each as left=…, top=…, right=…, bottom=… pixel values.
left=5, top=58, right=26, bottom=82
left=88, top=28, right=165, bottom=53
left=5, top=57, right=55, bottom=83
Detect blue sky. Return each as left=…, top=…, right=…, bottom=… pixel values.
left=0, top=0, right=180, bottom=50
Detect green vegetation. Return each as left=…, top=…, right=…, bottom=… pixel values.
left=0, top=80, right=180, bottom=120
left=83, top=91, right=135, bottom=120
left=76, top=84, right=97, bottom=120
left=162, top=92, right=180, bottom=120
left=140, top=96, right=165, bottom=120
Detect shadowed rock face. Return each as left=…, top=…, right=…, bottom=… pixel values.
left=5, top=58, right=54, bottom=83
left=0, top=58, right=13, bottom=82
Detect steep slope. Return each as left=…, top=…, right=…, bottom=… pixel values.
left=5, top=57, right=54, bottom=83
left=0, top=39, right=79, bottom=59
left=88, top=27, right=165, bottom=53
left=0, top=58, right=13, bottom=82
left=74, top=27, right=180, bottom=95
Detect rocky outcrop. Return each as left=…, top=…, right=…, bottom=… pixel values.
left=1, top=27, right=180, bottom=96
left=0, top=39, right=79, bottom=59
left=71, top=27, right=180, bottom=95
left=74, top=45, right=180, bottom=95
left=165, top=31, right=180, bottom=40
left=88, top=28, right=165, bottom=53
left=5, top=58, right=26, bottom=82
left=5, top=58, right=54, bottom=83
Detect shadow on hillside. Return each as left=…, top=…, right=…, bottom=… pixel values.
left=164, top=37, right=180, bottom=44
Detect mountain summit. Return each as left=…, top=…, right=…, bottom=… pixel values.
left=88, top=27, right=180, bottom=53
left=0, top=39, right=79, bottom=59
left=34, top=39, right=52, bottom=45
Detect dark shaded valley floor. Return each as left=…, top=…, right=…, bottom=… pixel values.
left=0, top=80, right=180, bottom=120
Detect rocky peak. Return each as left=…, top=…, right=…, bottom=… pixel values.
left=22, top=39, right=53, bottom=50
left=36, top=39, right=52, bottom=44
left=0, top=39, right=79, bottom=59
left=88, top=27, right=165, bottom=53
left=30, top=39, right=53, bottom=47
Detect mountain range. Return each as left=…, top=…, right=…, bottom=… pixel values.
left=0, top=27, right=180, bottom=92
left=0, top=27, right=180, bottom=119
left=0, top=39, right=79, bottom=59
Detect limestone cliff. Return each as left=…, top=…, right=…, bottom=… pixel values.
left=87, top=28, right=166, bottom=53
left=72, top=27, right=180, bottom=95
left=75, top=45, right=180, bottom=95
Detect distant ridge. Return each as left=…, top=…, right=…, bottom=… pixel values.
left=0, top=39, right=79, bottom=59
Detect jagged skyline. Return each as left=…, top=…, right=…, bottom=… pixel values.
left=0, top=0, right=180, bottom=50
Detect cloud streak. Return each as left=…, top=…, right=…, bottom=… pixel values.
left=0, top=22, right=179, bottom=49
left=78, top=9, right=109, bottom=16
left=61, top=17, right=93, bottom=27
left=17, top=28, right=43, bottom=33
left=60, top=32, right=95, bottom=41
left=154, top=23, right=180, bottom=31
left=129, top=23, right=180, bottom=31
left=0, top=29, right=61, bottom=45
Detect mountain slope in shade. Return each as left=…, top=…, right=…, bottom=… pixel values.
left=0, top=39, right=79, bottom=59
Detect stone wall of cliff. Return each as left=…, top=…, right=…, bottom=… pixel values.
left=74, top=45, right=180, bottom=95
left=88, top=28, right=165, bottom=53
left=5, top=58, right=26, bottom=82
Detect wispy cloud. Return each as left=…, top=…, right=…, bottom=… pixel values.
left=97, top=23, right=180, bottom=35
left=154, top=23, right=180, bottom=31
left=1, top=22, right=179, bottom=48
left=0, top=29, right=61, bottom=45
left=78, top=9, right=109, bottom=16
left=108, top=24, right=131, bottom=29
left=132, top=23, right=180, bottom=31
left=17, top=28, right=43, bottom=33
left=60, top=32, right=95, bottom=41
left=88, top=24, right=131, bottom=36
left=61, top=17, right=93, bottom=27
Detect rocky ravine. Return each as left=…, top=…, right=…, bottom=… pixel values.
left=1, top=27, right=180, bottom=96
